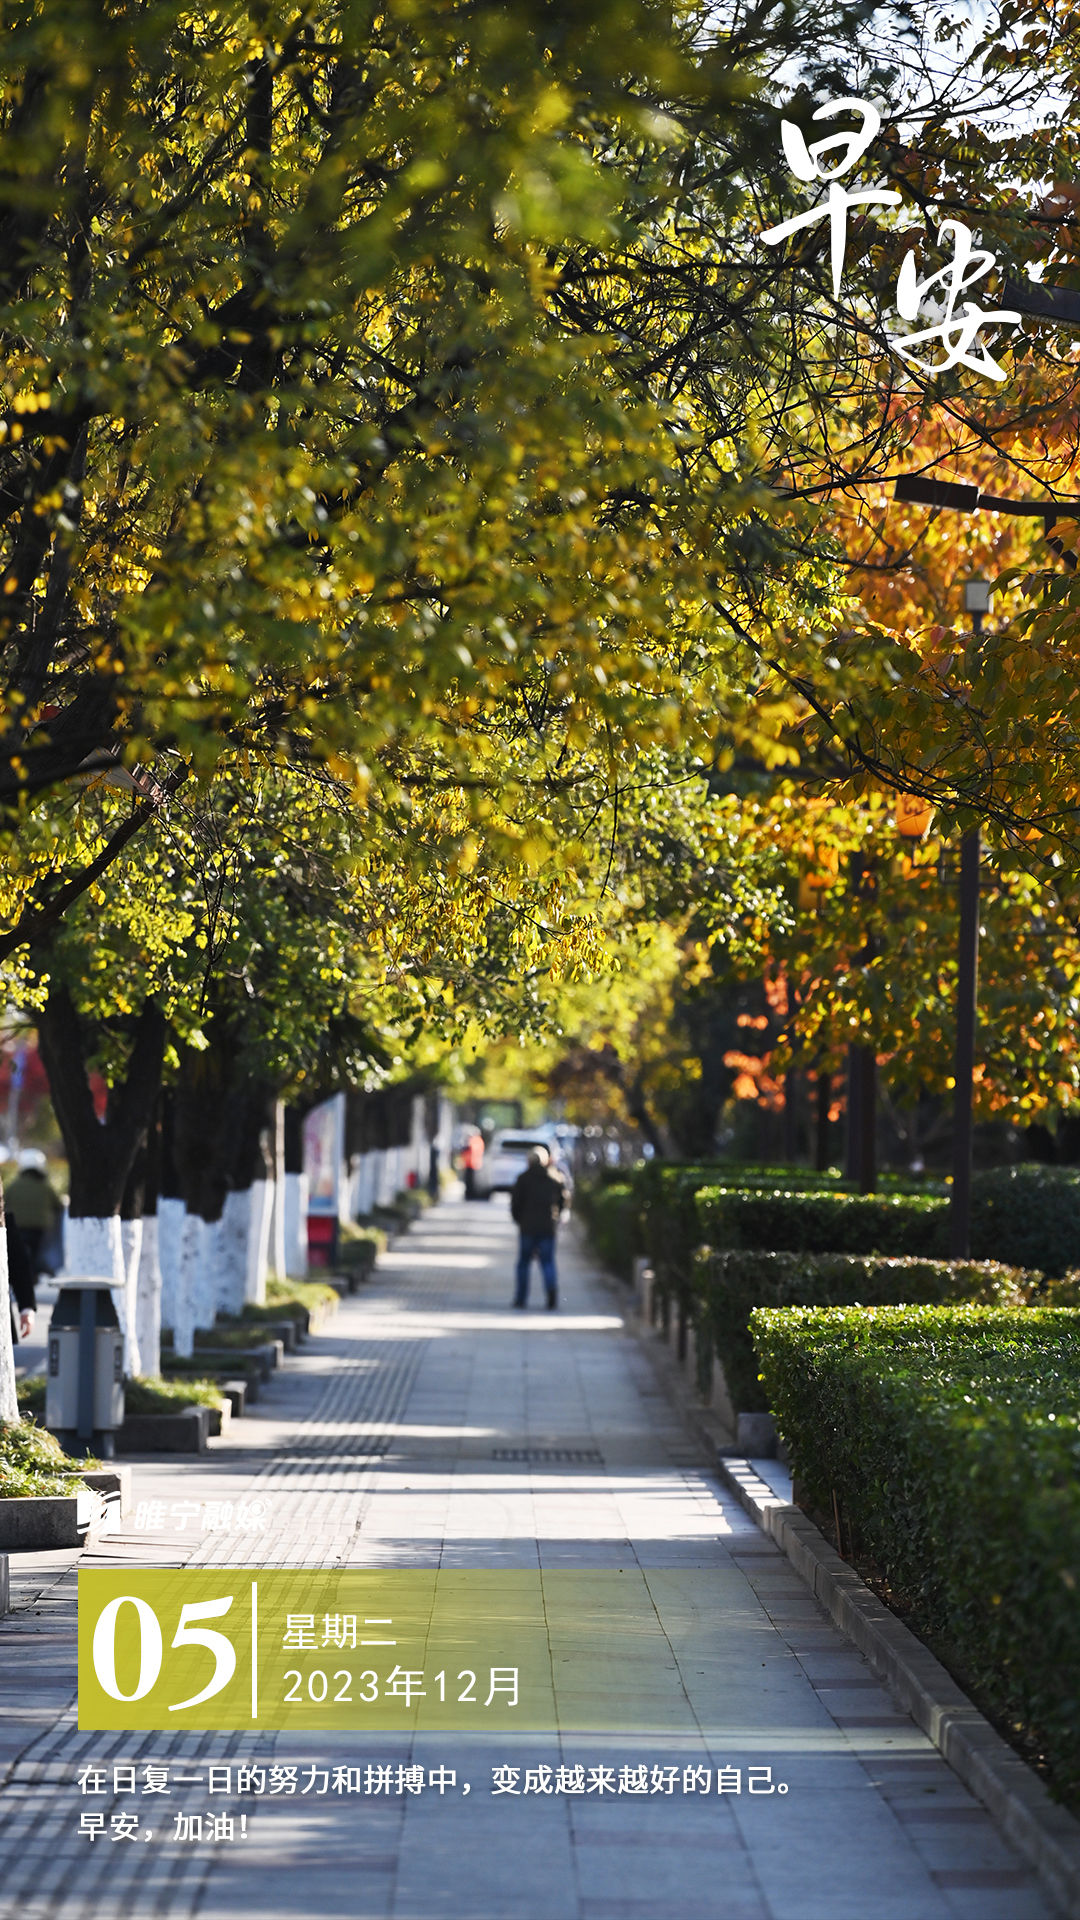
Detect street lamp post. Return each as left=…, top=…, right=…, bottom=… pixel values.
left=890, top=473, right=1080, bottom=1245
left=950, top=580, right=990, bottom=1257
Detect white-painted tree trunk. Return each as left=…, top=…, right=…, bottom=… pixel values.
left=157, top=1197, right=185, bottom=1340
left=0, top=1228, right=17, bottom=1425
left=196, top=1216, right=225, bottom=1331
left=245, top=1178, right=273, bottom=1306
left=65, top=1216, right=128, bottom=1366
left=120, top=1218, right=144, bottom=1377
left=173, top=1211, right=202, bottom=1359
left=219, top=1190, right=249, bottom=1319
left=64, top=1214, right=124, bottom=1282
left=283, top=1171, right=309, bottom=1275
left=135, top=1215, right=163, bottom=1377
left=272, top=1100, right=286, bottom=1280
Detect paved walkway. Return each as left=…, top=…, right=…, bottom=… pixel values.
left=0, top=1198, right=1058, bottom=1919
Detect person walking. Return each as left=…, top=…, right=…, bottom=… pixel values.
left=510, top=1147, right=568, bottom=1310
left=461, top=1128, right=485, bottom=1200
left=5, top=1148, right=62, bottom=1283
left=6, top=1215, right=36, bottom=1346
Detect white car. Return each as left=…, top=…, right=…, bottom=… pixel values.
left=477, top=1131, right=565, bottom=1197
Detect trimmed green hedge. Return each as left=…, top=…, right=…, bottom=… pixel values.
left=751, top=1304, right=1080, bottom=1807
left=969, top=1164, right=1080, bottom=1277
left=696, top=1187, right=948, bottom=1258
left=575, top=1181, right=636, bottom=1282
left=693, top=1252, right=1036, bottom=1413
left=631, top=1164, right=855, bottom=1312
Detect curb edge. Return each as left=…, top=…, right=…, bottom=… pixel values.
left=717, top=1455, right=1080, bottom=1920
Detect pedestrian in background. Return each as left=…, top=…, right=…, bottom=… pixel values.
left=6, top=1215, right=36, bottom=1345
left=510, top=1147, right=568, bottom=1310
left=5, top=1148, right=62, bottom=1283
left=461, top=1128, right=485, bottom=1200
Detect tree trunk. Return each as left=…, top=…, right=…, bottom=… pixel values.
left=625, top=1071, right=666, bottom=1158
left=157, top=1091, right=183, bottom=1343
left=171, top=1035, right=276, bottom=1331
left=157, top=1198, right=183, bottom=1339
left=135, top=1215, right=162, bottom=1377
left=132, top=1115, right=162, bottom=1375
left=37, top=982, right=166, bottom=1216
left=0, top=1187, right=16, bottom=1424
left=268, top=1097, right=287, bottom=1281
left=64, top=1213, right=124, bottom=1286
left=36, top=984, right=165, bottom=1363
left=119, top=1218, right=143, bottom=1374
left=282, top=1105, right=309, bottom=1274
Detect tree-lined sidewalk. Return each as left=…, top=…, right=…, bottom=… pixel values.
left=0, top=1199, right=1055, bottom=1918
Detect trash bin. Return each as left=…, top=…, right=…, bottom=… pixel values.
left=46, top=1278, right=124, bottom=1459
left=306, top=1213, right=338, bottom=1269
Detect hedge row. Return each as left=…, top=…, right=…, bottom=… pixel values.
left=692, top=1253, right=1036, bottom=1413
left=751, top=1304, right=1080, bottom=1807
left=631, top=1163, right=858, bottom=1308
left=574, top=1182, right=636, bottom=1282
left=696, top=1187, right=949, bottom=1258
left=631, top=1161, right=1080, bottom=1283
left=967, top=1164, right=1080, bottom=1277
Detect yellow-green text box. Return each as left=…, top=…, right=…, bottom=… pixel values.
left=79, top=1569, right=556, bottom=1732
left=79, top=1568, right=731, bottom=1733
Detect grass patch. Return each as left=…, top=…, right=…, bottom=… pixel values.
left=0, top=1418, right=86, bottom=1498
left=124, top=1376, right=224, bottom=1415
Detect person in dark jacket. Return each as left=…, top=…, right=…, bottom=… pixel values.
left=510, top=1148, right=568, bottom=1310
left=5, top=1148, right=62, bottom=1280
left=7, top=1215, right=36, bottom=1344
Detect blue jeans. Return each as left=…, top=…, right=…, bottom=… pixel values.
left=515, top=1233, right=557, bottom=1306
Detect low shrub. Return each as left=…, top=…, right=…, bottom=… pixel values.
left=124, top=1375, right=225, bottom=1415
left=751, top=1304, right=1080, bottom=1807
left=242, top=1277, right=339, bottom=1331
left=394, top=1187, right=431, bottom=1221
left=576, top=1182, right=636, bottom=1282
left=19, top=1371, right=227, bottom=1423
left=695, top=1187, right=948, bottom=1259
left=192, top=1324, right=276, bottom=1350
left=694, top=1252, right=1036, bottom=1413
left=163, top=1354, right=261, bottom=1386
left=337, top=1221, right=387, bottom=1270
left=0, top=1418, right=85, bottom=1497
left=371, top=1200, right=411, bottom=1234
left=969, top=1163, right=1080, bottom=1278
left=16, top=1374, right=45, bottom=1420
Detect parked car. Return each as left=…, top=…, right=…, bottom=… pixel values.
left=477, top=1130, right=568, bottom=1197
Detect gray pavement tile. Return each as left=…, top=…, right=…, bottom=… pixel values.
left=0, top=1201, right=1063, bottom=1920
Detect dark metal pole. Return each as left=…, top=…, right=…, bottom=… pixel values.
left=950, top=826, right=980, bottom=1257
left=815, top=1069, right=831, bottom=1172
left=76, top=1287, right=96, bottom=1447
left=845, top=1045, right=862, bottom=1182
left=782, top=1068, right=799, bottom=1163
left=857, top=1046, right=877, bottom=1195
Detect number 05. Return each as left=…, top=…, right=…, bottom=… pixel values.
left=168, top=1597, right=237, bottom=1711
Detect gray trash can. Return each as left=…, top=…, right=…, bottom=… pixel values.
left=46, top=1278, right=124, bottom=1458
